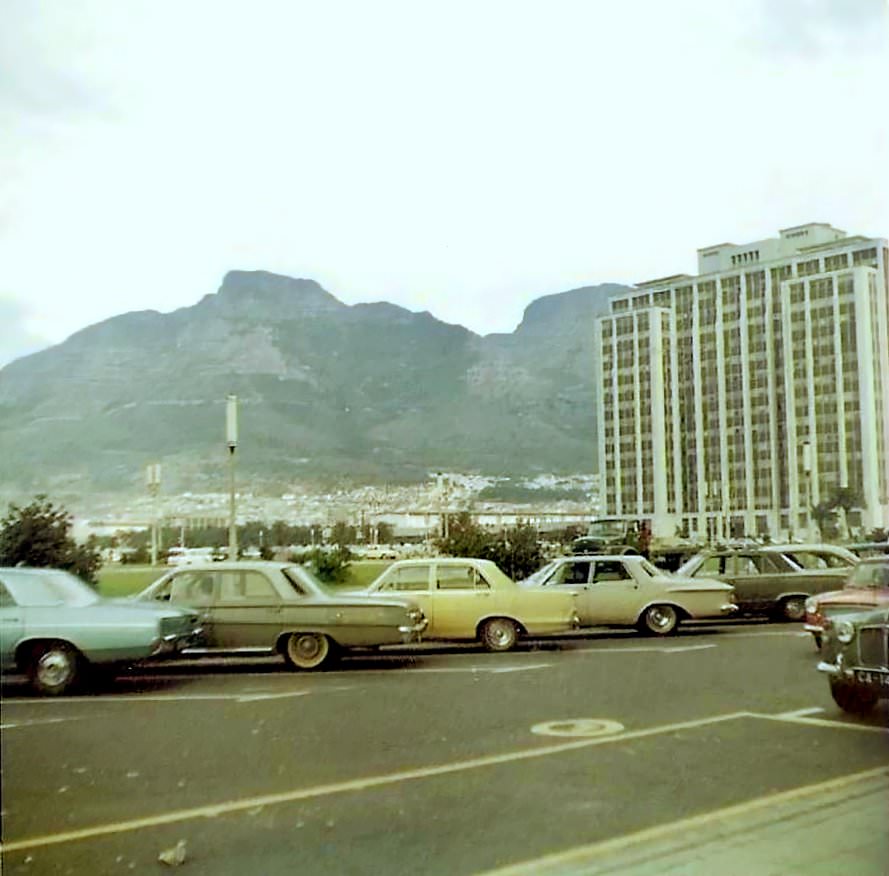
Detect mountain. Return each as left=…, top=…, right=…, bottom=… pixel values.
left=0, top=271, right=630, bottom=493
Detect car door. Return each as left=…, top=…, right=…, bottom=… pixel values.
left=164, top=569, right=219, bottom=647
left=210, top=569, right=283, bottom=651
left=724, top=553, right=777, bottom=610
left=432, top=563, right=492, bottom=638
left=540, top=560, right=593, bottom=618
left=0, top=581, right=24, bottom=672
left=374, top=564, right=435, bottom=631
left=579, top=560, right=641, bottom=624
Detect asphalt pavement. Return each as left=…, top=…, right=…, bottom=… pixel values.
left=1, top=623, right=887, bottom=875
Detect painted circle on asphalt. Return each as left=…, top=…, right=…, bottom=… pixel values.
left=531, top=718, right=625, bottom=738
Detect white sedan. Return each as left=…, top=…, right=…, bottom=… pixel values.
left=519, top=555, right=736, bottom=635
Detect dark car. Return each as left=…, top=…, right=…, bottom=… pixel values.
left=677, top=548, right=847, bottom=621
left=817, top=605, right=889, bottom=714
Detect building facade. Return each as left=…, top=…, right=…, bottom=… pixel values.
left=596, top=223, right=889, bottom=541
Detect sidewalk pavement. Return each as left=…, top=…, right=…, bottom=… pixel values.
left=483, top=766, right=889, bottom=876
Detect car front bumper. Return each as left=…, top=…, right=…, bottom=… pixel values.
left=720, top=604, right=738, bottom=615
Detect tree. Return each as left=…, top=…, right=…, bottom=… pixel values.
left=0, top=495, right=102, bottom=585
left=437, top=513, right=544, bottom=581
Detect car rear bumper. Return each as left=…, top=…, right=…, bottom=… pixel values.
left=149, top=628, right=204, bottom=657
left=398, top=617, right=428, bottom=642
left=720, top=604, right=738, bottom=615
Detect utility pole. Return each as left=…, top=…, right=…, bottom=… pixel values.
left=226, top=394, right=238, bottom=561
left=145, top=463, right=162, bottom=565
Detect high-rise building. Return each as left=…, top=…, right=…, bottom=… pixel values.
left=595, top=223, right=888, bottom=541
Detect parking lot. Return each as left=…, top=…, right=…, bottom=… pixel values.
left=2, top=622, right=888, bottom=875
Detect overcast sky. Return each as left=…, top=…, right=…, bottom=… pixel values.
left=2, top=0, right=887, bottom=366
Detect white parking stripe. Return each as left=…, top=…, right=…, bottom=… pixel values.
left=568, top=644, right=716, bottom=655
left=0, top=717, right=85, bottom=730
left=755, top=712, right=889, bottom=733
left=778, top=706, right=825, bottom=718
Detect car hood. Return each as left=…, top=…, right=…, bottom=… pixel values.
left=812, top=588, right=889, bottom=608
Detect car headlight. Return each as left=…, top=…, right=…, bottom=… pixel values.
left=836, top=621, right=855, bottom=644
left=804, top=597, right=817, bottom=614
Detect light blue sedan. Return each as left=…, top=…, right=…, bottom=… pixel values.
left=0, top=566, right=202, bottom=695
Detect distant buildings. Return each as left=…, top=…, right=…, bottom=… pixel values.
left=596, top=223, right=888, bottom=540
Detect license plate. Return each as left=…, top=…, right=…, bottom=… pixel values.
left=854, top=670, right=889, bottom=687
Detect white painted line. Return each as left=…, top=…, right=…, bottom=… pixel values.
left=477, top=765, right=889, bottom=876
left=0, top=717, right=84, bottom=730
left=0, top=710, right=754, bottom=853
left=569, top=644, right=716, bottom=655
left=754, top=712, right=889, bottom=734
left=778, top=706, right=825, bottom=718
left=1, top=691, right=313, bottom=706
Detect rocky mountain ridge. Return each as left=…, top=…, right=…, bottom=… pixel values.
left=0, top=271, right=631, bottom=493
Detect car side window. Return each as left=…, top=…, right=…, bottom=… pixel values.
left=560, top=562, right=591, bottom=585
left=219, top=571, right=279, bottom=601
left=786, top=552, right=827, bottom=570
left=727, top=555, right=759, bottom=576
left=591, top=561, right=630, bottom=582
left=382, top=565, right=431, bottom=592
left=170, top=571, right=216, bottom=605
left=436, top=565, right=489, bottom=590
left=697, top=556, right=723, bottom=576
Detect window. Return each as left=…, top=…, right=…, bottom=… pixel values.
left=381, top=565, right=430, bottom=592
left=552, top=561, right=592, bottom=585
left=436, top=564, right=489, bottom=590
left=591, top=561, right=631, bottom=582
left=170, top=571, right=216, bottom=605
left=219, top=570, right=278, bottom=601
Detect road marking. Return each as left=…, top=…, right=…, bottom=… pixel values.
left=778, top=706, right=825, bottom=718
left=0, top=710, right=754, bottom=853
left=1, top=691, right=313, bottom=706
left=569, top=644, right=716, bottom=655
left=531, top=718, right=625, bottom=738
left=754, top=712, right=889, bottom=733
left=0, top=717, right=84, bottom=730
left=477, top=765, right=889, bottom=876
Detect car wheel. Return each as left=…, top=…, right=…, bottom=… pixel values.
left=28, top=642, right=82, bottom=696
left=479, top=618, right=519, bottom=652
left=283, top=633, right=333, bottom=671
left=780, top=596, right=807, bottom=622
left=829, top=679, right=878, bottom=715
left=638, top=604, right=679, bottom=636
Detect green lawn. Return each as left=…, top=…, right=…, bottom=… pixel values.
left=97, top=560, right=392, bottom=597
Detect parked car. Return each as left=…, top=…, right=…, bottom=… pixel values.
left=518, top=555, right=735, bottom=635
left=804, top=556, right=889, bottom=648
left=136, top=561, right=427, bottom=670
left=677, top=548, right=847, bottom=620
left=0, top=566, right=202, bottom=695
left=760, top=543, right=859, bottom=571
left=357, top=558, right=579, bottom=651
left=817, top=605, right=889, bottom=714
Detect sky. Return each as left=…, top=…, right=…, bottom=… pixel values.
left=2, top=0, right=887, bottom=367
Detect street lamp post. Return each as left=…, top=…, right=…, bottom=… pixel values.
left=226, top=395, right=238, bottom=560
left=145, top=463, right=162, bottom=565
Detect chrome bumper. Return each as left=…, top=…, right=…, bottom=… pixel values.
left=817, top=659, right=841, bottom=676
left=803, top=623, right=823, bottom=633
left=720, top=604, right=738, bottom=614
left=398, top=617, right=428, bottom=641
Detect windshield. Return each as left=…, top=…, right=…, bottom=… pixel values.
left=845, top=562, right=889, bottom=590
left=0, top=569, right=100, bottom=607
left=587, top=519, right=627, bottom=538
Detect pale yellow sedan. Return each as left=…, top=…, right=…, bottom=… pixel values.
left=360, top=558, right=579, bottom=651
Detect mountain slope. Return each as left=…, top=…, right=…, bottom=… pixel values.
left=0, top=271, right=630, bottom=491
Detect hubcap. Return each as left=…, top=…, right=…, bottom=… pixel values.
left=649, top=608, right=674, bottom=630
left=38, top=651, right=72, bottom=687
left=492, top=625, right=510, bottom=645
left=295, top=636, right=321, bottom=659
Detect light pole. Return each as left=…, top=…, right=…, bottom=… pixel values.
left=145, top=463, right=162, bottom=565
left=226, top=394, right=238, bottom=560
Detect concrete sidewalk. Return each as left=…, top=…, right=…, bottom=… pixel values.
left=483, top=766, right=889, bottom=876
